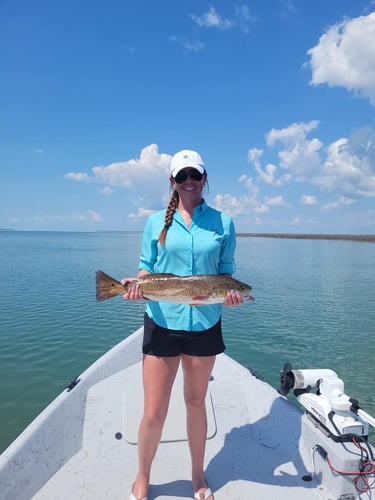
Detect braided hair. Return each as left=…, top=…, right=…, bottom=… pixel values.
left=158, top=190, right=179, bottom=246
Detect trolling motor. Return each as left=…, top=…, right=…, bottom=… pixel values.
left=278, top=363, right=375, bottom=441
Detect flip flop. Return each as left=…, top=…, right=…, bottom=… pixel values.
left=129, top=492, right=147, bottom=500
left=194, top=487, right=213, bottom=499
left=129, top=483, right=147, bottom=500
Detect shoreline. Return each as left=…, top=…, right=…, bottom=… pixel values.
left=1, top=229, right=374, bottom=242
left=237, top=233, right=375, bottom=242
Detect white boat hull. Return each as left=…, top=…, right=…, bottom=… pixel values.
left=0, top=327, right=373, bottom=499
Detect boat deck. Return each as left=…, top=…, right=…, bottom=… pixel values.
left=32, top=343, right=321, bottom=499
left=2, top=328, right=366, bottom=499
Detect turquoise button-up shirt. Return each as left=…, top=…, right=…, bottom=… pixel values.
left=138, top=200, right=236, bottom=331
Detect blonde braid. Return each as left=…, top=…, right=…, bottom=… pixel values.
left=158, top=190, right=179, bottom=246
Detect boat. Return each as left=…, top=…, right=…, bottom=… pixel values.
left=0, top=327, right=374, bottom=499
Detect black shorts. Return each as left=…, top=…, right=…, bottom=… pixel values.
left=142, top=313, right=226, bottom=357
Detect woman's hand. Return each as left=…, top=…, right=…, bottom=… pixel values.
left=121, top=278, right=144, bottom=301
left=223, top=290, right=244, bottom=307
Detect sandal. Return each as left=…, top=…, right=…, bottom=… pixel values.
left=129, top=483, right=147, bottom=500
left=193, top=487, right=213, bottom=500
left=129, top=492, right=147, bottom=500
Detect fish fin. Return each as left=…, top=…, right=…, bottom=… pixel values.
left=95, top=270, right=125, bottom=302
left=139, top=273, right=178, bottom=280
left=189, top=295, right=212, bottom=305
left=191, top=295, right=212, bottom=301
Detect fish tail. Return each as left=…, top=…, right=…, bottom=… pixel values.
left=95, top=270, right=125, bottom=302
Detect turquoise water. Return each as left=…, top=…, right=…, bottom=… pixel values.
left=0, top=231, right=374, bottom=452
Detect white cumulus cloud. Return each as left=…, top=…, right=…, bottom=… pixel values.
left=314, top=133, right=375, bottom=197
left=64, top=172, right=92, bottom=182
left=246, top=122, right=375, bottom=210
left=265, top=195, right=289, bottom=207
left=191, top=6, right=234, bottom=29
left=87, top=210, right=102, bottom=222
left=307, top=11, right=375, bottom=106
left=213, top=194, right=247, bottom=217
left=91, top=144, right=170, bottom=188
left=266, top=120, right=323, bottom=180
left=191, top=5, right=255, bottom=33
left=99, top=186, right=113, bottom=195
left=129, top=208, right=156, bottom=219
left=301, top=195, right=318, bottom=205
left=65, top=144, right=173, bottom=218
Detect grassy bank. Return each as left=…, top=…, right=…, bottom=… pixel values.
left=237, top=233, right=375, bottom=242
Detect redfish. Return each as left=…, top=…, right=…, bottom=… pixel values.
left=96, top=270, right=253, bottom=306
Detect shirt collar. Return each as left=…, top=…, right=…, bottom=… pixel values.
left=193, top=199, right=207, bottom=217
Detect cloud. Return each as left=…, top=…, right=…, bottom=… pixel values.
left=265, top=195, right=289, bottom=206
left=314, top=132, right=375, bottom=197
left=64, top=172, right=93, bottom=182
left=212, top=192, right=270, bottom=218
left=338, top=195, right=356, bottom=205
left=61, top=128, right=374, bottom=229
left=129, top=208, right=156, bottom=219
left=238, top=173, right=259, bottom=198
left=247, top=121, right=324, bottom=187
left=321, top=196, right=357, bottom=211
left=253, top=204, right=269, bottom=214
left=213, top=193, right=247, bottom=217
left=90, top=144, right=170, bottom=188
left=307, top=11, right=375, bottom=106
left=301, top=195, right=318, bottom=205
left=191, top=5, right=255, bottom=33
left=65, top=144, right=172, bottom=216
left=212, top=180, right=275, bottom=219
left=247, top=147, right=263, bottom=164
left=234, top=5, right=257, bottom=34
left=169, top=35, right=205, bottom=52
left=9, top=211, right=103, bottom=224
left=66, top=144, right=170, bottom=190
left=87, top=210, right=102, bottom=222
left=191, top=6, right=234, bottom=29
left=321, top=201, right=340, bottom=211
left=247, top=122, right=375, bottom=206
left=267, top=120, right=320, bottom=148
left=247, top=147, right=282, bottom=186
left=291, top=216, right=315, bottom=226
left=99, top=186, right=113, bottom=195
left=181, top=40, right=205, bottom=52
left=170, top=5, right=255, bottom=53
left=266, top=120, right=323, bottom=181
left=279, top=0, right=296, bottom=16
left=255, top=162, right=281, bottom=186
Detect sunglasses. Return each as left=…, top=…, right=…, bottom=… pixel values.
left=173, top=169, right=204, bottom=184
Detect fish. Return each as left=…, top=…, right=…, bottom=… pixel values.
left=96, top=270, right=253, bottom=306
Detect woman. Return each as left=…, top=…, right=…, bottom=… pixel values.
left=124, top=149, right=243, bottom=500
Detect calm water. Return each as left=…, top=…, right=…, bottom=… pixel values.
left=0, top=231, right=374, bottom=452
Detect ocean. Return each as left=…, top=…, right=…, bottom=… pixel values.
left=0, top=231, right=374, bottom=453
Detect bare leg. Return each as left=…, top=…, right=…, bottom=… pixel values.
left=131, top=354, right=181, bottom=499
left=182, top=354, right=216, bottom=499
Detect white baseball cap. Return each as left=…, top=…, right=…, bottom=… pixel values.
left=169, top=149, right=205, bottom=178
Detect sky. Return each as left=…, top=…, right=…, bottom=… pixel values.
left=1, top=0, right=375, bottom=234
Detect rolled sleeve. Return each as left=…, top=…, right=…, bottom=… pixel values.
left=218, top=219, right=236, bottom=275
left=138, top=216, right=158, bottom=273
